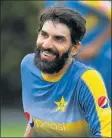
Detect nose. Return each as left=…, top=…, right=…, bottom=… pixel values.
left=42, top=37, right=53, bottom=49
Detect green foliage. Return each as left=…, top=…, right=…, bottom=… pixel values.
left=1, top=1, right=44, bottom=105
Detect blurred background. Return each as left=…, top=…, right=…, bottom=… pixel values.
left=1, top=1, right=44, bottom=137
left=1, top=1, right=111, bottom=137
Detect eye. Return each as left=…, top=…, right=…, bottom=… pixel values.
left=55, top=36, right=65, bottom=42
left=40, top=31, right=48, bottom=37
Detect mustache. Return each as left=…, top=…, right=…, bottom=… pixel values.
left=35, top=45, right=59, bottom=56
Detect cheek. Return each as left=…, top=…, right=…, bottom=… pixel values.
left=36, top=37, right=44, bottom=47
left=56, top=44, right=70, bottom=55
left=36, top=35, right=41, bottom=42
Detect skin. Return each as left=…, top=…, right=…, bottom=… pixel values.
left=24, top=20, right=81, bottom=137
left=36, top=20, right=81, bottom=78
left=24, top=123, right=34, bottom=137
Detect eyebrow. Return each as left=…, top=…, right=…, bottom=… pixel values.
left=41, top=30, right=47, bottom=34
left=41, top=30, right=66, bottom=39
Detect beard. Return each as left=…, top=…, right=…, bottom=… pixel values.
left=34, top=45, right=72, bottom=74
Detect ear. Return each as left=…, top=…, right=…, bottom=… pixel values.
left=71, top=42, right=82, bottom=56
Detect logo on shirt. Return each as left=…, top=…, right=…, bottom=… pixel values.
left=98, top=96, right=110, bottom=108
left=25, top=112, right=34, bottom=127
left=34, top=118, right=66, bottom=131
left=54, top=96, right=68, bottom=112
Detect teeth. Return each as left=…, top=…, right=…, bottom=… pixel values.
left=43, top=51, right=52, bottom=56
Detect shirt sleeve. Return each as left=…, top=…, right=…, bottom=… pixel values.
left=21, top=54, right=34, bottom=128
left=79, top=69, right=111, bottom=137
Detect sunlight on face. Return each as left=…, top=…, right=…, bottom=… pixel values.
left=36, top=20, right=72, bottom=57
left=34, top=21, right=73, bottom=74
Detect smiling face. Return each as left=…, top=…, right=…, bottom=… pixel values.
left=34, top=21, right=79, bottom=74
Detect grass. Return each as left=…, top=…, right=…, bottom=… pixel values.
left=1, top=107, right=27, bottom=137
left=1, top=123, right=26, bottom=137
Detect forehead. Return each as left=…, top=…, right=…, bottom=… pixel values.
left=42, top=21, right=71, bottom=37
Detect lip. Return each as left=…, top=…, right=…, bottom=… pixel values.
left=40, top=51, right=56, bottom=61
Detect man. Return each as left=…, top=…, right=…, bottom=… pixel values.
left=21, top=6, right=111, bottom=137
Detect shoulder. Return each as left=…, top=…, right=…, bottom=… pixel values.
left=20, top=53, right=41, bottom=77
left=21, top=53, right=35, bottom=69
left=72, top=60, right=92, bottom=76
left=69, top=60, right=93, bottom=86
left=72, top=60, right=106, bottom=95
left=77, top=69, right=108, bottom=108
left=81, top=69, right=107, bottom=97
left=81, top=69, right=104, bottom=86
left=72, top=60, right=103, bottom=83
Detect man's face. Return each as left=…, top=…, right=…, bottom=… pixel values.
left=34, top=20, right=73, bottom=74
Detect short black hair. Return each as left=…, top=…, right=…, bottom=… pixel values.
left=38, top=6, right=86, bottom=45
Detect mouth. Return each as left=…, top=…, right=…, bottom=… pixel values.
left=40, top=51, right=56, bottom=61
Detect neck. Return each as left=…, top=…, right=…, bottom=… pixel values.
left=41, top=58, right=73, bottom=82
